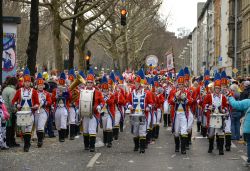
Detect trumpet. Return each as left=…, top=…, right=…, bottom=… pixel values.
left=69, top=73, right=86, bottom=103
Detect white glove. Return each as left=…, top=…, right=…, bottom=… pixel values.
left=128, top=105, right=133, bottom=110
left=97, top=105, right=102, bottom=113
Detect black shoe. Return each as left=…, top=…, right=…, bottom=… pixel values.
left=175, top=137, right=180, bottom=152
left=133, top=137, right=139, bottom=151
left=1, top=146, right=9, bottom=150
left=11, top=142, right=20, bottom=147
left=23, top=133, right=31, bottom=152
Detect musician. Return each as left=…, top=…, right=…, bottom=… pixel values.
left=221, top=71, right=232, bottom=151
left=35, top=73, right=52, bottom=147
left=183, top=67, right=194, bottom=149
left=82, top=69, right=105, bottom=152
left=67, top=69, right=78, bottom=140
left=168, top=69, right=192, bottom=154
left=152, top=76, right=164, bottom=140
left=12, top=67, right=40, bottom=152
left=127, top=69, right=153, bottom=153
left=51, top=72, right=71, bottom=143
left=203, top=73, right=228, bottom=155
left=100, top=75, right=115, bottom=148
left=162, top=73, right=173, bottom=127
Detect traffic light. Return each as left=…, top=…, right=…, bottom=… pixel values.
left=120, top=9, right=127, bottom=26
left=85, top=50, right=91, bottom=70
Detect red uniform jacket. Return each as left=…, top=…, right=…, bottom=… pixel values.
left=168, top=88, right=192, bottom=121
left=127, top=89, right=153, bottom=118
left=51, top=87, right=72, bottom=109
left=104, top=92, right=115, bottom=118
left=202, top=93, right=228, bottom=127
left=93, top=89, right=105, bottom=119
left=12, top=88, right=40, bottom=112
left=155, top=93, right=165, bottom=110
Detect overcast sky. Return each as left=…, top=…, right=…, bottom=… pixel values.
left=159, top=0, right=207, bottom=33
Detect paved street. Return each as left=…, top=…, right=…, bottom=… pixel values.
left=0, top=121, right=249, bottom=171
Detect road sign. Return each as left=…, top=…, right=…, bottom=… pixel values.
left=232, top=68, right=238, bottom=74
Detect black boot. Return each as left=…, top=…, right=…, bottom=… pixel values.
left=163, top=114, right=167, bottom=127
left=146, top=129, right=152, bottom=148
left=120, top=121, right=124, bottom=132
left=107, top=131, right=112, bottom=148
left=167, top=114, right=171, bottom=126
left=58, top=130, right=62, bottom=142
left=139, top=137, right=146, bottom=153
left=219, top=136, right=224, bottom=155
left=65, top=126, right=69, bottom=139
left=89, top=136, right=96, bottom=152
left=202, top=127, right=207, bottom=137
left=155, top=125, right=160, bottom=139
left=208, top=137, right=214, bottom=153
left=113, top=127, right=119, bottom=140
left=69, top=124, right=75, bottom=140
left=60, top=129, right=65, bottom=142
left=225, top=133, right=231, bottom=151
left=181, top=135, right=187, bottom=154
left=174, top=136, right=180, bottom=152
left=23, top=133, right=31, bottom=152
left=83, top=134, right=90, bottom=150
left=103, top=131, right=107, bottom=145
left=152, top=127, right=156, bottom=140
left=133, top=137, right=139, bottom=151
left=197, top=121, right=201, bottom=132
left=216, top=134, right=219, bottom=149
left=37, top=131, right=44, bottom=148
left=188, top=131, right=192, bottom=145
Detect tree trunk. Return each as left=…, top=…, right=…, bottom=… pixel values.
left=68, top=0, right=79, bottom=70
left=26, top=0, right=39, bottom=76
left=77, top=42, right=86, bottom=72
left=0, top=0, right=2, bottom=87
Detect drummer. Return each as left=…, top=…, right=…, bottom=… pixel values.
left=34, top=73, right=52, bottom=148
left=12, top=67, right=40, bottom=152
left=203, top=72, right=228, bottom=155
left=127, top=69, right=153, bottom=153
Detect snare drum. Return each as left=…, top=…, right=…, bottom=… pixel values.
left=16, top=111, right=33, bottom=126
left=209, top=113, right=225, bottom=129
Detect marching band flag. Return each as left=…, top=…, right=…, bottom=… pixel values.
left=165, top=52, right=175, bottom=72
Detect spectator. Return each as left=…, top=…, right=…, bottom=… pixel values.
left=230, top=84, right=242, bottom=140
left=240, top=81, right=250, bottom=100
left=228, top=95, right=250, bottom=167
left=2, top=77, right=20, bottom=148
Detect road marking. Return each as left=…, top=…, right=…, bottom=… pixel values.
left=231, top=142, right=236, bottom=148
left=195, top=136, right=207, bottom=139
left=87, top=153, right=101, bottom=168
left=241, top=155, right=248, bottom=162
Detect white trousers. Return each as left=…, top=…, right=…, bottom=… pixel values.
left=208, top=127, right=224, bottom=137
left=224, top=116, right=231, bottom=133
left=153, top=109, right=162, bottom=125
left=68, top=107, right=76, bottom=124
left=34, top=109, right=48, bottom=131
left=102, top=114, right=113, bottom=131
left=115, top=111, right=121, bottom=126
left=174, top=112, right=188, bottom=136
left=83, top=116, right=98, bottom=135
left=55, top=107, right=68, bottom=130
left=163, top=100, right=170, bottom=114
left=147, top=112, right=152, bottom=129
left=187, top=111, right=194, bottom=132
left=131, top=122, right=147, bottom=137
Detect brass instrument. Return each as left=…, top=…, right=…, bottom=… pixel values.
left=69, top=73, right=86, bottom=103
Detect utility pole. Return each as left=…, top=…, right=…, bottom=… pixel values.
left=234, top=0, right=238, bottom=77
left=0, top=0, right=3, bottom=91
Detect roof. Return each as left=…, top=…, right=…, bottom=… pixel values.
left=198, top=0, right=212, bottom=22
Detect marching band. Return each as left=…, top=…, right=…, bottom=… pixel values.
left=5, top=65, right=237, bottom=158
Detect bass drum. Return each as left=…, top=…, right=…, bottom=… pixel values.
left=209, top=113, right=225, bottom=129
left=79, top=89, right=94, bottom=118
